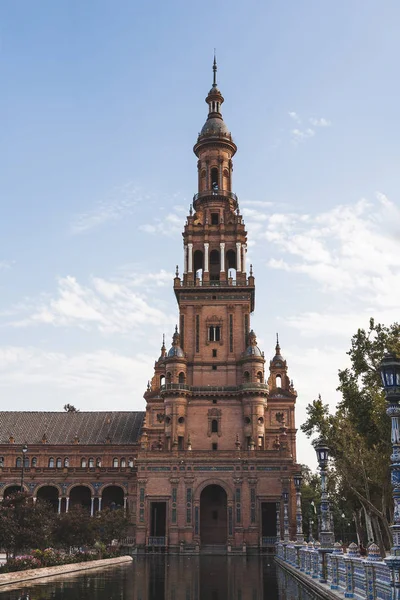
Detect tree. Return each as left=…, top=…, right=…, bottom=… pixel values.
left=0, top=493, right=55, bottom=558
left=301, top=319, right=400, bottom=554
left=53, top=506, right=95, bottom=551
left=63, top=404, right=79, bottom=412
left=94, top=508, right=130, bottom=546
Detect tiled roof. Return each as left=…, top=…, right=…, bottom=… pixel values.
left=0, top=411, right=145, bottom=445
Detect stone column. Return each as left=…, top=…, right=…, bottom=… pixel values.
left=66, top=497, right=70, bottom=513
left=183, top=244, right=188, bottom=274
left=58, top=497, right=61, bottom=514
left=124, top=496, right=127, bottom=513
left=242, top=244, right=247, bottom=273
left=98, top=497, right=102, bottom=512
left=236, top=242, right=241, bottom=272
left=204, top=243, right=209, bottom=272
left=90, top=497, right=94, bottom=517
left=188, top=243, right=193, bottom=273
left=220, top=243, right=225, bottom=272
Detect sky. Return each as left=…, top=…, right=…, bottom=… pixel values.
left=1, top=1, right=399, bottom=469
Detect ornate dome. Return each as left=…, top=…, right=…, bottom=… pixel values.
left=167, top=326, right=185, bottom=358
left=168, top=345, right=185, bottom=358
left=244, top=330, right=263, bottom=357
left=200, top=116, right=230, bottom=137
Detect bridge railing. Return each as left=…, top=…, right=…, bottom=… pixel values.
left=276, top=540, right=391, bottom=600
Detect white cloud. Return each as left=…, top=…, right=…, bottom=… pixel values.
left=6, top=269, right=175, bottom=335
left=0, top=346, right=150, bottom=410
left=288, top=111, right=301, bottom=123
left=309, top=117, right=332, bottom=127
left=291, top=128, right=315, bottom=141
left=70, top=182, right=148, bottom=235
left=139, top=207, right=186, bottom=237
left=288, top=112, right=331, bottom=144
left=0, top=260, right=14, bottom=271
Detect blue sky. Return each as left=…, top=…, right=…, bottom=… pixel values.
left=1, top=1, right=399, bottom=467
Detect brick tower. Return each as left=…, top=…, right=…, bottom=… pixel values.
left=136, top=59, right=299, bottom=552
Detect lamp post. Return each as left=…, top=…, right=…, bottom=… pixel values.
left=380, top=352, right=400, bottom=599
left=294, top=473, right=304, bottom=543
left=282, top=490, right=290, bottom=542
left=315, top=439, right=334, bottom=547
left=20, top=444, right=28, bottom=492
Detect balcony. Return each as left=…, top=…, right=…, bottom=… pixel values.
left=193, top=190, right=238, bottom=204
left=160, top=382, right=268, bottom=394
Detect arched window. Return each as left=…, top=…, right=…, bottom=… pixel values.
left=31, top=457, right=37, bottom=467
left=178, top=371, right=185, bottom=384
left=113, top=458, right=119, bottom=468
left=23, top=457, right=29, bottom=468
left=96, top=457, right=102, bottom=467
left=226, top=249, right=236, bottom=270
left=0, top=457, right=4, bottom=467
left=160, top=375, right=165, bottom=388
left=16, top=457, right=22, bottom=468
left=64, top=457, right=69, bottom=467
left=166, top=372, right=172, bottom=384
left=211, top=167, right=219, bottom=190
left=88, top=457, right=94, bottom=468
left=211, top=419, right=218, bottom=433
left=257, top=371, right=263, bottom=383
left=81, top=458, right=87, bottom=468
left=128, top=458, right=134, bottom=468
left=48, top=457, right=54, bottom=468
left=120, top=458, right=126, bottom=468
left=56, top=457, right=62, bottom=468
left=243, top=371, right=250, bottom=382
left=276, top=374, right=282, bottom=388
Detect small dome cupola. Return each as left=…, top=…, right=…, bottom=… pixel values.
left=244, top=330, right=263, bottom=357
left=272, top=333, right=284, bottom=362
left=167, top=326, right=185, bottom=358
left=195, top=55, right=236, bottom=148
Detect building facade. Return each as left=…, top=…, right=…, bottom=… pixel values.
left=0, top=61, right=300, bottom=552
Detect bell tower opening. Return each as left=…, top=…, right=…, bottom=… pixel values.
left=209, top=249, right=220, bottom=281
left=211, top=167, right=219, bottom=190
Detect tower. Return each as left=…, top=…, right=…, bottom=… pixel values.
left=138, top=60, right=299, bottom=551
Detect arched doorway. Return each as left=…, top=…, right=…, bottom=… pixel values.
left=69, top=485, right=91, bottom=513
left=3, top=485, right=21, bottom=498
left=200, top=484, right=227, bottom=544
left=37, top=485, right=59, bottom=512
left=102, top=485, right=124, bottom=510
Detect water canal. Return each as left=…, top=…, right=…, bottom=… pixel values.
left=0, top=556, right=316, bottom=600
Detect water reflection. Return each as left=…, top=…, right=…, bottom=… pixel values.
left=0, top=556, right=314, bottom=600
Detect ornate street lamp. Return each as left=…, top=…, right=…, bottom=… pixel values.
left=314, top=438, right=334, bottom=547
left=20, top=444, right=28, bottom=492
left=293, top=473, right=304, bottom=543
left=282, top=490, right=290, bottom=542
left=380, top=352, right=400, bottom=598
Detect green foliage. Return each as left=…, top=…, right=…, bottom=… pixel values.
left=0, top=493, right=55, bottom=557
left=52, top=506, right=96, bottom=551
left=301, top=319, right=399, bottom=551
left=94, top=508, right=130, bottom=546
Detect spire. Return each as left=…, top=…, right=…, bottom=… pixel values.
left=160, top=333, right=167, bottom=359
left=213, top=50, right=217, bottom=87
left=275, top=333, right=281, bottom=357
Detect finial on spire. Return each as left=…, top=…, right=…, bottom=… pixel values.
left=213, top=50, right=217, bottom=87
left=276, top=332, right=279, bottom=345
left=175, top=265, right=179, bottom=277
left=163, top=333, right=165, bottom=347
left=275, top=333, right=281, bottom=356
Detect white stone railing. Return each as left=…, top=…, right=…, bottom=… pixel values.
left=276, top=540, right=391, bottom=600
